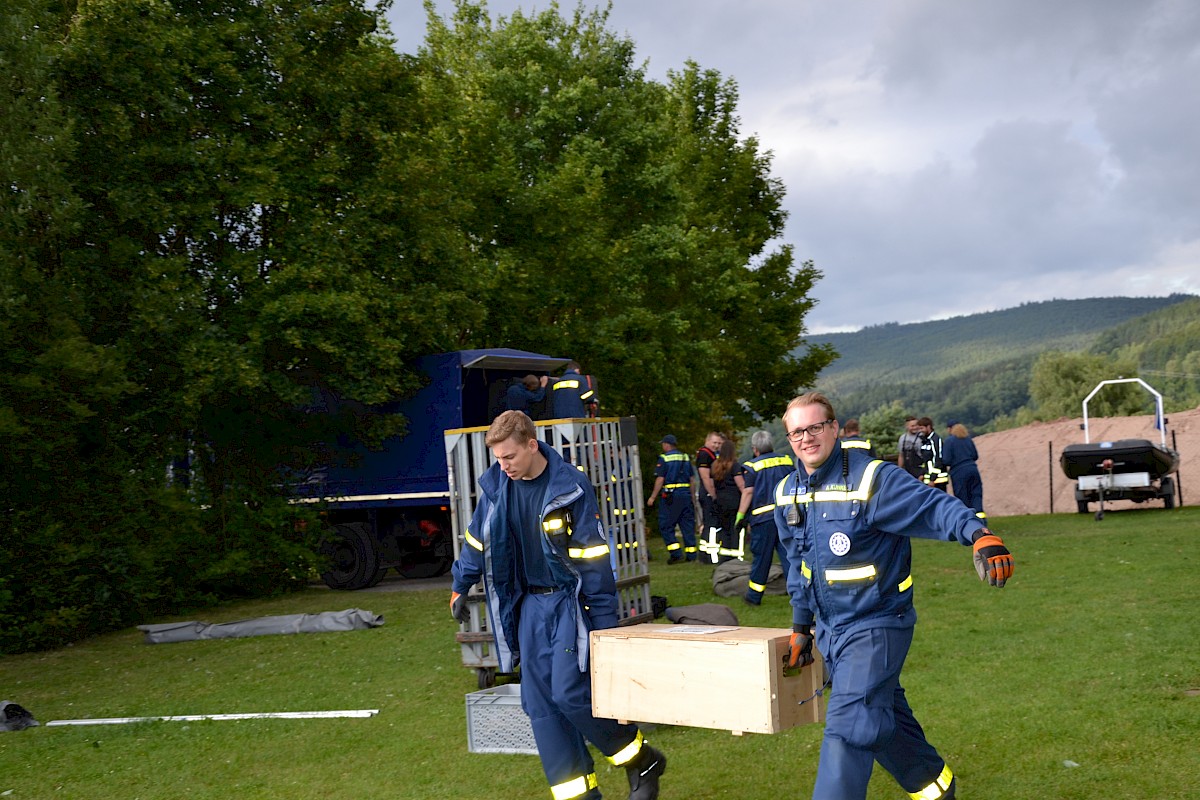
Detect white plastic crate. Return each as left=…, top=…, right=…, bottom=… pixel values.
left=465, top=684, right=538, bottom=755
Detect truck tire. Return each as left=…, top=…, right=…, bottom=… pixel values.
left=319, top=522, right=380, bottom=590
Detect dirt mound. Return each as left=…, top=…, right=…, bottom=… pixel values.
left=973, top=406, right=1199, bottom=517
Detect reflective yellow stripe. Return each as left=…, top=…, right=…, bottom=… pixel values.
left=898, top=574, right=913, bottom=592
left=666, top=542, right=681, bottom=551
left=800, top=560, right=812, bottom=579
left=841, top=439, right=871, bottom=449
left=748, top=579, right=766, bottom=592
left=909, top=764, right=953, bottom=800
left=809, top=459, right=884, bottom=502
left=553, top=379, right=580, bottom=390
left=749, top=456, right=793, bottom=471
left=543, top=518, right=565, bottom=532
left=608, top=730, right=644, bottom=765
left=465, top=530, right=483, bottom=551
left=751, top=502, right=776, bottom=516
left=663, top=453, right=688, bottom=462
left=580, top=390, right=594, bottom=401
left=569, top=544, right=610, bottom=559
left=825, top=564, right=877, bottom=584
left=551, top=772, right=599, bottom=800
left=664, top=483, right=690, bottom=490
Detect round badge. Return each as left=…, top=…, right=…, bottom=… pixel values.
left=829, top=532, right=851, bottom=556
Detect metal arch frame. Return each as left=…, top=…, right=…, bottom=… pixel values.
left=1081, top=377, right=1166, bottom=447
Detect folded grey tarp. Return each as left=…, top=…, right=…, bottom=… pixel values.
left=138, top=608, right=384, bottom=644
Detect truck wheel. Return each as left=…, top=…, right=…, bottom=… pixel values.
left=319, top=523, right=380, bottom=590
left=397, top=526, right=453, bottom=579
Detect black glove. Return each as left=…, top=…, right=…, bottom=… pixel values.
left=787, top=623, right=814, bottom=669
left=450, top=591, right=469, bottom=624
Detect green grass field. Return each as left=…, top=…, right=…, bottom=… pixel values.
left=3, top=508, right=1198, bottom=799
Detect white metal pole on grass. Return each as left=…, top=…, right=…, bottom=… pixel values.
left=46, top=709, right=379, bottom=726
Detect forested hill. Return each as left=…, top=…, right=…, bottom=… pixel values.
left=806, top=294, right=1198, bottom=434
left=813, top=296, right=1193, bottom=395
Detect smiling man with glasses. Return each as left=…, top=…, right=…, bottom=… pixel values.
left=773, top=392, right=1014, bottom=800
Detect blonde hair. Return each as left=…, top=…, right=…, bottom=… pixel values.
left=784, top=392, right=837, bottom=423
left=950, top=423, right=969, bottom=438
left=486, top=410, right=537, bottom=446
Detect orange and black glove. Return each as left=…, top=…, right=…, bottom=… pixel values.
left=787, top=623, right=814, bottom=669
left=450, top=591, right=469, bottom=623
left=972, top=529, right=1013, bottom=588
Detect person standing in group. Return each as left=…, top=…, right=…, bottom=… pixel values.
left=449, top=411, right=667, bottom=800
left=773, top=393, right=1013, bottom=800
left=838, top=418, right=876, bottom=457
left=700, top=439, right=750, bottom=564
left=506, top=374, right=547, bottom=417
left=916, top=416, right=949, bottom=491
left=740, top=430, right=794, bottom=605
left=694, top=431, right=724, bottom=555
left=942, top=422, right=986, bottom=520
left=896, top=416, right=923, bottom=479
left=551, top=361, right=597, bottom=419
left=645, top=434, right=698, bottom=563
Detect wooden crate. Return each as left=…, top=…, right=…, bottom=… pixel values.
left=590, top=623, right=825, bottom=735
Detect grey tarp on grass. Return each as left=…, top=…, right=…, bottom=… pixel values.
left=137, top=608, right=384, bottom=644
left=1, top=701, right=40, bottom=731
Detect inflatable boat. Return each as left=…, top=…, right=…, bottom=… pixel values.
left=1059, top=438, right=1179, bottom=480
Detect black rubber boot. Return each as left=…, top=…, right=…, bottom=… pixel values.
left=626, top=745, right=666, bottom=800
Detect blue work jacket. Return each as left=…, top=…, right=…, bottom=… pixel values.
left=451, top=441, right=617, bottom=673
left=551, top=369, right=593, bottom=418
left=741, top=450, right=795, bottom=525
left=773, top=447, right=985, bottom=636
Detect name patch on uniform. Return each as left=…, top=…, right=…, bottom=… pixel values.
left=829, top=532, right=851, bottom=556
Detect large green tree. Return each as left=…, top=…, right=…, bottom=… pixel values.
left=417, top=1, right=831, bottom=449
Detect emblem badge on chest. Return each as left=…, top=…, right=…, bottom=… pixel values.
left=829, top=531, right=852, bottom=556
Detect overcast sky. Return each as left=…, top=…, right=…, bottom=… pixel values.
left=383, top=1, right=1200, bottom=332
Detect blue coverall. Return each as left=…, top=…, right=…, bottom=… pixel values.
left=505, top=382, right=545, bottom=415
left=942, top=435, right=985, bottom=518
left=451, top=442, right=648, bottom=800
left=653, top=450, right=697, bottom=561
left=773, top=447, right=986, bottom=800
left=740, top=449, right=794, bottom=603
left=551, top=369, right=594, bottom=418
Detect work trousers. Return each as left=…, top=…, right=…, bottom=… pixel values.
left=656, top=491, right=697, bottom=559
left=518, top=591, right=640, bottom=799
left=812, top=624, right=948, bottom=800
left=743, top=518, right=791, bottom=603
left=949, top=465, right=985, bottom=517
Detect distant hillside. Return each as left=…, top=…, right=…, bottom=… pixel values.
left=808, top=295, right=1197, bottom=432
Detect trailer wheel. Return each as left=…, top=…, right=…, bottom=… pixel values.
left=1161, top=478, right=1176, bottom=509
left=319, top=522, right=380, bottom=590
left=477, top=668, right=496, bottom=690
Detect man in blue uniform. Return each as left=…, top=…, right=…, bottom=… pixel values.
left=551, top=361, right=596, bottom=418
left=774, top=393, right=1013, bottom=800
left=450, top=411, right=666, bottom=800
left=838, top=418, right=876, bottom=457
left=645, top=434, right=698, bottom=563
left=739, top=430, right=794, bottom=605
left=506, top=374, right=547, bottom=416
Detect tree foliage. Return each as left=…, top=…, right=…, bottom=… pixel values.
left=0, top=0, right=827, bottom=651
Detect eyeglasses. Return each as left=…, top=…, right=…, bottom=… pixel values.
left=786, top=420, right=834, bottom=442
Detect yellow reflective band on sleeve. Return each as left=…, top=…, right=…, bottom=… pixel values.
left=909, top=764, right=954, bottom=800
left=825, top=564, right=877, bottom=584
left=800, top=560, right=812, bottom=579
left=568, top=544, right=610, bottom=560
left=751, top=503, right=776, bottom=516
left=580, top=390, right=594, bottom=401
left=553, top=379, right=580, bottom=390
left=748, top=579, right=766, bottom=592
left=542, top=518, right=565, bottom=532
left=464, top=530, right=483, bottom=551
left=898, top=574, right=913, bottom=592
left=608, top=730, right=644, bottom=765
left=551, top=772, right=600, bottom=800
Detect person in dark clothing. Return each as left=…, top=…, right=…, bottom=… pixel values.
left=700, top=439, right=750, bottom=564
left=645, top=434, right=698, bottom=563
left=839, top=418, right=876, bottom=457
left=916, top=417, right=949, bottom=491
left=506, top=374, right=547, bottom=416
left=942, top=422, right=986, bottom=520
left=551, top=361, right=596, bottom=419
left=450, top=411, right=666, bottom=800
left=741, top=430, right=794, bottom=605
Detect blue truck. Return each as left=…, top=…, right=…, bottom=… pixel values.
left=295, top=348, right=574, bottom=590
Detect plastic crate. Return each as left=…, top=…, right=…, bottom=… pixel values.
left=465, top=684, right=538, bottom=755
